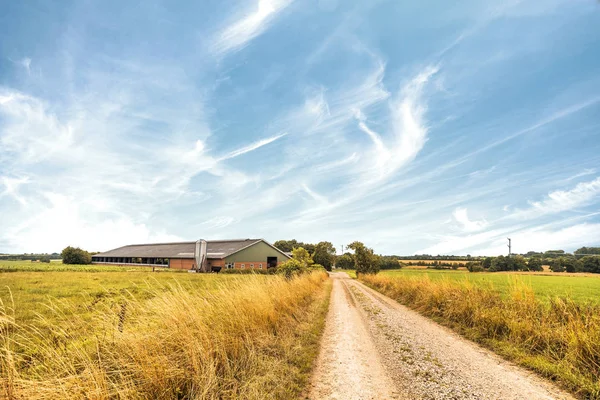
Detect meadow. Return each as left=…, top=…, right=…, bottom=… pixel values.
left=381, top=268, right=600, bottom=303
left=0, top=261, right=331, bottom=399
left=361, top=268, right=600, bottom=398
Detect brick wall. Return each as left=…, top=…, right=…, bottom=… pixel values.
left=169, top=258, right=195, bottom=270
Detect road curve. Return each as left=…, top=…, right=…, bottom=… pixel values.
left=308, top=272, right=574, bottom=400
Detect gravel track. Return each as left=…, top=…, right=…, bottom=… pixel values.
left=308, top=272, right=574, bottom=400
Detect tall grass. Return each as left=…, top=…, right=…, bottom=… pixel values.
left=361, top=274, right=600, bottom=399
left=1, top=272, right=330, bottom=399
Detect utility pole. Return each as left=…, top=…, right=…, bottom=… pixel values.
left=340, top=244, right=344, bottom=255
left=507, top=238, right=512, bottom=257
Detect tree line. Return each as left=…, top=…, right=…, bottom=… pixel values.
left=469, top=248, right=600, bottom=274
left=274, top=239, right=395, bottom=274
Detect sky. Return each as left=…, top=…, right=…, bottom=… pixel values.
left=1, top=0, right=599, bottom=256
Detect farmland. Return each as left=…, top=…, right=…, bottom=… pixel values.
left=0, top=261, right=331, bottom=399
left=381, top=268, right=600, bottom=303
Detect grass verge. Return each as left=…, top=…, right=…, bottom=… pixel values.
left=361, top=274, right=600, bottom=399
left=1, top=272, right=331, bottom=399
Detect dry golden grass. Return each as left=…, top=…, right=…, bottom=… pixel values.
left=361, top=274, right=600, bottom=399
left=1, top=272, right=330, bottom=399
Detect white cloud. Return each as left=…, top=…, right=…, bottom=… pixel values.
left=475, top=223, right=600, bottom=256
left=353, top=64, right=438, bottom=184
left=0, top=176, right=30, bottom=205
left=416, top=222, right=600, bottom=256
left=452, top=207, right=488, bottom=232
left=219, top=132, right=287, bottom=160
left=211, top=0, right=292, bottom=57
left=513, top=177, right=600, bottom=218
left=5, top=193, right=182, bottom=253
left=201, top=216, right=237, bottom=229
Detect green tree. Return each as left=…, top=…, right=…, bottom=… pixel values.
left=312, top=241, right=336, bottom=271
left=549, top=260, right=566, bottom=273
left=273, top=239, right=299, bottom=252
left=544, top=250, right=565, bottom=259
left=482, top=257, right=494, bottom=269
left=291, top=247, right=314, bottom=268
left=527, top=257, right=543, bottom=272
left=490, top=256, right=508, bottom=272
left=574, top=247, right=600, bottom=257
left=274, top=239, right=316, bottom=254
left=61, top=246, right=92, bottom=265
left=379, top=256, right=400, bottom=270
left=335, top=253, right=355, bottom=270
left=580, top=256, right=600, bottom=273
left=347, top=241, right=379, bottom=275
left=513, top=255, right=527, bottom=271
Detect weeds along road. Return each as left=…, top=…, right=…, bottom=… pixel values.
left=308, top=272, right=574, bottom=400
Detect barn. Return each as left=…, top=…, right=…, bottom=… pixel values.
left=91, top=239, right=290, bottom=272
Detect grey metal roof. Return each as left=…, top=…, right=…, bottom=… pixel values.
left=92, top=239, right=263, bottom=259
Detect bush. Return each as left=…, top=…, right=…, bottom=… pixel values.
left=277, top=259, right=305, bottom=279
left=466, top=262, right=484, bottom=272
left=61, top=246, right=92, bottom=264
left=39, top=256, right=51, bottom=263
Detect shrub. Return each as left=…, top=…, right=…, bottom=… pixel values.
left=277, top=259, right=306, bottom=279
left=466, top=262, right=484, bottom=272
left=39, top=256, right=51, bottom=263
left=61, top=246, right=92, bottom=264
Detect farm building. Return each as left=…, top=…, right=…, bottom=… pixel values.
left=91, top=239, right=290, bottom=272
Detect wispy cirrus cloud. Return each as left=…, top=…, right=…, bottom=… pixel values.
left=211, top=0, right=292, bottom=57
left=2, top=0, right=599, bottom=255
left=219, top=132, right=287, bottom=161
left=512, top=177, right=600, bottom=219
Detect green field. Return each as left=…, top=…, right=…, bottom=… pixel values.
left=377, top=268, right=600, bottom=303
left=0, top=260, right=265, bottom=325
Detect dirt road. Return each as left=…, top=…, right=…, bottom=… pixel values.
left=308, top=272, right=574, bottom=400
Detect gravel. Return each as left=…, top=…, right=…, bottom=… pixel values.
left=308, top=272, right=574, bottom=400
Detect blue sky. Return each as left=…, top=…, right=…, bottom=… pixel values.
left=1, top=0, right=599, bottom=256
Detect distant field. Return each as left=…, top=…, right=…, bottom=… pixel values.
left=380, top=268, right=600, bottom=303
left=401, top=259, right=469, bottom=265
